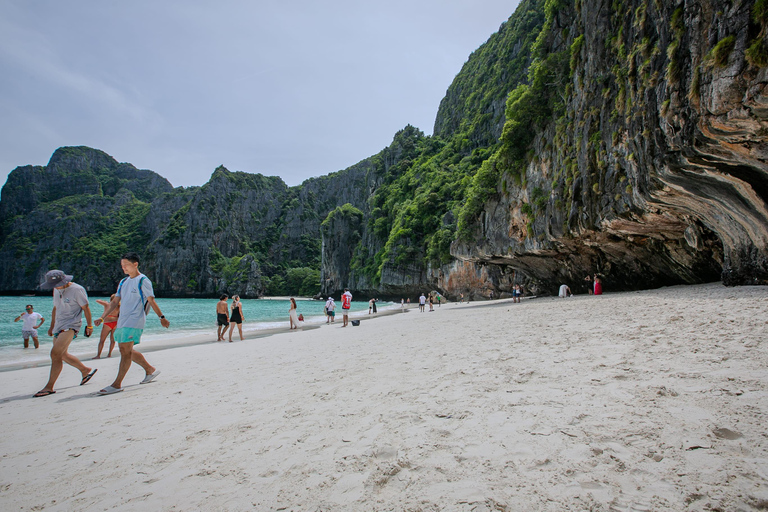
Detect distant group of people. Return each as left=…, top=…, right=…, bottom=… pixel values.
left=216, top=295, right=244, bottom=340
left=317, top=288, right=353, bottom=327
left=415, top=291, right=441, bottom=312
left=559, top=274, right=604, bottom=298
left=31, top=252, right=168, bottom=398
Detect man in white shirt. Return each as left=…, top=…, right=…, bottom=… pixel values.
left=14, top=304, right=45, bottom=348
left=419, top=293, right=426, bottom=312
left=559, top=284, right=572, bottom=298
left=95, top=253, right=170, bottom=395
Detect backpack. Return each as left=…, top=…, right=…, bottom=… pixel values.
left=117, top=276, right=150, bottom=314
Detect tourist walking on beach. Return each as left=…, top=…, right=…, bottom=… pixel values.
left=428, top=293, right=434, bottom=312
left=229, top=295, right=244, bottom=341
left=33, top=270, right=97, bottom=398
left=216, top=295, right=230, bottom=341
left=325, top=297, right=336, bottom=323
left=419, top=293, right=426, bottom=312
left=95, top=253, right=168, bottom=395
left=94, top=294, right=119, bottom=358
left=15, top=304, right=44, bottom=349
left=289, top=297, right=300, bottom=330
left=341, top=288, right=352, bottom=327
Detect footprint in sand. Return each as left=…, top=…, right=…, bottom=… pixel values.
left=609, top=492, right=654, bottom=512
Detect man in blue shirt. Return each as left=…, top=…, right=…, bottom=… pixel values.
left=95, top=253, right=170, bottom=395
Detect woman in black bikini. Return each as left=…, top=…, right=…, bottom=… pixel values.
left=228, top=295, right=244, bottom=342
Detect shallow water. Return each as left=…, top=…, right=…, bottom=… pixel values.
left=0, top=295, right=385, bottom=369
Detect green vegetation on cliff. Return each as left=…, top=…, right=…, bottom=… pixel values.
left=344, top=0, right=549, bottom=282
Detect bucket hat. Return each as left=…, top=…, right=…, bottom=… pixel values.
left=39, top=270, right=73, bottom=290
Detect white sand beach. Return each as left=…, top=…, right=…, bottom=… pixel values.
left=1, top=283, right=767, bottom=511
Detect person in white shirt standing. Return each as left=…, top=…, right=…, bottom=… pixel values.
left=95, top=253, right=169, bottom=395
left=33, top=270, right=97, bottom=398
left=325, top=297, right=336, bottom=324
left=15, top=304, right=45, bottom=349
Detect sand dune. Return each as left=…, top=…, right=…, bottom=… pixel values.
left=1, top=283, right=767, bottom=511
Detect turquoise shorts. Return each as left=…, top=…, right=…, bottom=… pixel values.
left=113, top=327, right=143, bottom=345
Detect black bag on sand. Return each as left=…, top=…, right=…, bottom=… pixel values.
left=351, top=320, right=360, bottom=326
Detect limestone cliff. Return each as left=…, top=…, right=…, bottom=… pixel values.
left=2, top=0, right=766, bottom=299
left=0, top=147, right=173, bottom=292
left=452, top=0, right=768, bottom=295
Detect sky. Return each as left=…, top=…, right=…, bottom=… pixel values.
left=0, top=0, right=521, bottom=189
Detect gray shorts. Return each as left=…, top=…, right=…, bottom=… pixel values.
left=22, top=329, right=38, bottom=339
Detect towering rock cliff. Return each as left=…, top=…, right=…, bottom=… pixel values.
left=0, top=147, right=173, bottom=292
left=452, top=0, right=768, bottom=294
left=2, top=0, right=766, bottom=298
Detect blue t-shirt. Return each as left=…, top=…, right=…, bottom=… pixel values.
left=116, top=273, right=155, bottom=329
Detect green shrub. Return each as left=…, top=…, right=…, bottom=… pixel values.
left=746, top=38, right=768, bottom=67
left=754, top=0, right=768, bottom=25
left=708, top=35, right=736, bottom=68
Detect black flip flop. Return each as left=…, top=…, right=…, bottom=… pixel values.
left=33, top=390, right=56, bottom=398
left=80, top=369, right=97, bottom=386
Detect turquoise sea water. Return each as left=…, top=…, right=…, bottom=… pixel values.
left=0, top=295, right=387, bottom=369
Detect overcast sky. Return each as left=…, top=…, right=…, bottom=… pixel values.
left=0, top=0, right=520, bottom=189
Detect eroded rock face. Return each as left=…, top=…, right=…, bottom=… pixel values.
left=452, top=0, right=768, bottom=294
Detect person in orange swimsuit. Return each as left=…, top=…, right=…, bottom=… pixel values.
left=94, top=294, right=119, bottom=358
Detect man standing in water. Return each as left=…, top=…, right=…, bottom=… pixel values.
left=33, top=270, right=97, bottom=397
left=15, top=304, right=45, bottom=349
left=95, top=253, right=169, bottom=395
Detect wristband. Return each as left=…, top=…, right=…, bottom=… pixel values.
left=87, top=325, right=93, bottom=328
left=160, top=315, right=165, bottom=319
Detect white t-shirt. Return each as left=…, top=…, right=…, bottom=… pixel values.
left=21, top=312, right=43, bottom=330
left=53, top=283, right=89, bottom=332
left=559, top=284, right=569, bottom=297
left=419, top=295, right=426, bottom=305
left=325, top=299, right=335, bottom=311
